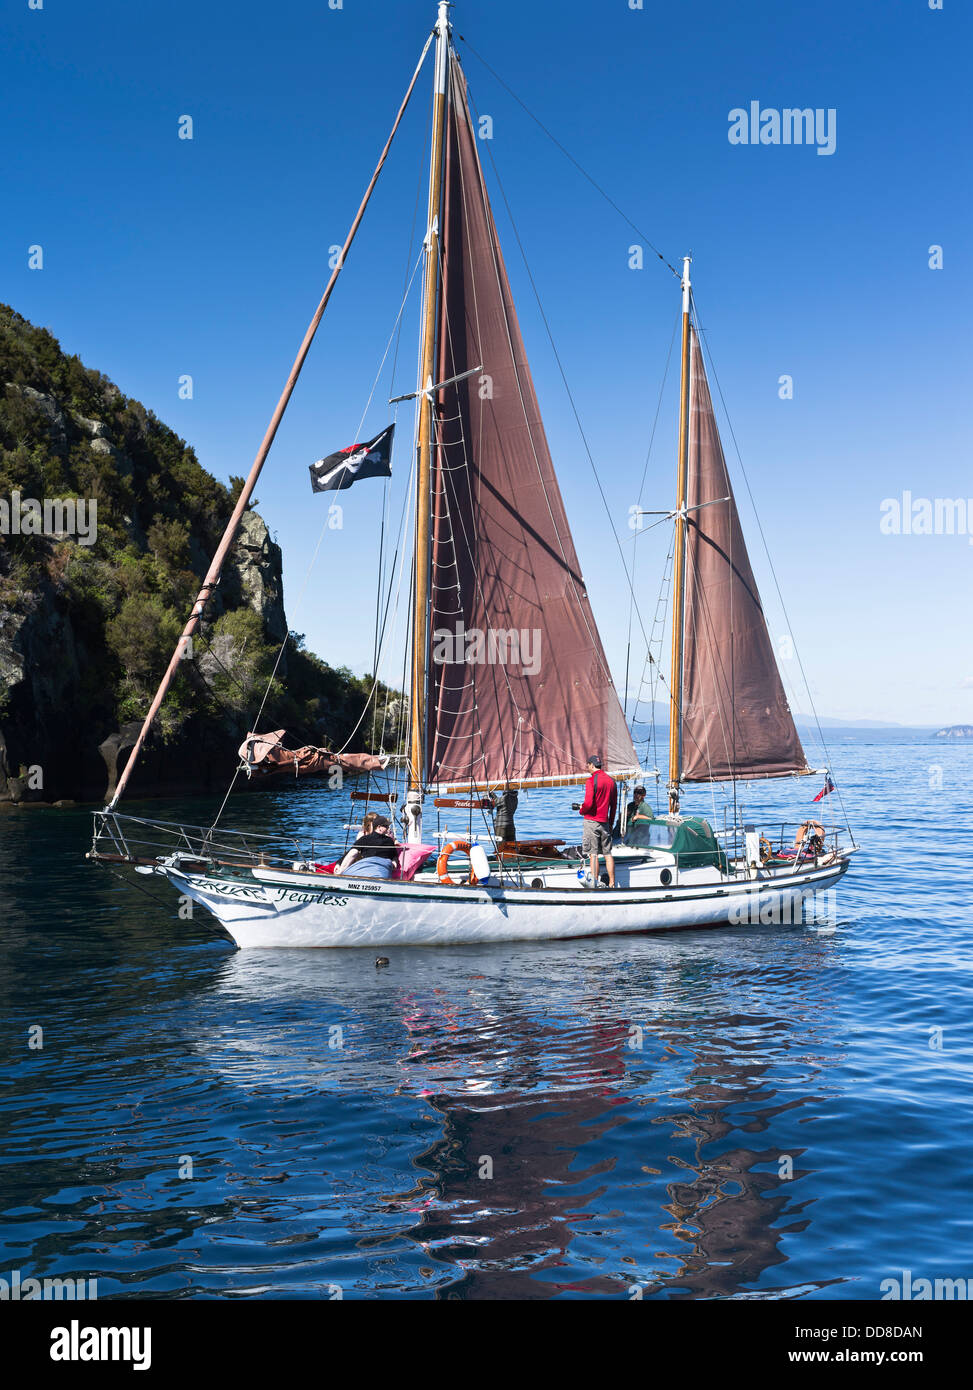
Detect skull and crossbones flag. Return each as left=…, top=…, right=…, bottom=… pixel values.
left=309, top=424, right=394, bottom=493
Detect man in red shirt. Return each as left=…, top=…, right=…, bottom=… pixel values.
left=579, top=754, right=618, bottom=888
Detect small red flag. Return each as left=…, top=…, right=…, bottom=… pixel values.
left=813, top=775, right=835, bottom=803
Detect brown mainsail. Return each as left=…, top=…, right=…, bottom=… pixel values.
left=680, top=328, right=809, bottom=782
left=425, top=56, right=637, bottom=789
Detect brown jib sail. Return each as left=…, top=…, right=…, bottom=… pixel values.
left=680, top=328, right=809, bottom=782
left=426, top=56, right=637, bottom=789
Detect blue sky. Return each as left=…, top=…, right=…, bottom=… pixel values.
left=3, top=0, right=971, bottom=726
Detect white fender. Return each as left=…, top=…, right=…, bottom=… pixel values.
left=469, top=841, right=491, bottom=884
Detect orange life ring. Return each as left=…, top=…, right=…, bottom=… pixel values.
left=437, top=840, right=479, bottom=886
left=795, top=820, right=825, bottom=846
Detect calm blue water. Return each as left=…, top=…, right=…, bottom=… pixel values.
left=1, top=738, right=971, bottom=1300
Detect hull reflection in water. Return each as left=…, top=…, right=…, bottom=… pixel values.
left=198, top=933, right=849, bottom=1297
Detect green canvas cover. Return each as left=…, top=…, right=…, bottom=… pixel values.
left=623, top=815, right=728, bottom=872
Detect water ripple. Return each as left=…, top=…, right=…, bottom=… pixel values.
left=1, top=741, right=971, bottom=1297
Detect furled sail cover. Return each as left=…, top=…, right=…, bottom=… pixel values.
left=426, top=56, right=637, bottom=787
left=680, top=328, right=809, bottom=782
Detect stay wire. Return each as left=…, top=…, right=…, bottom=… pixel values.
left=207, top=249, right=427, bottom=836
left=693, top=309, right=853, bottom=837
left=624, top=308, right=680, bottom=718
left=471, top=105, right=655, bottom=657
left=457, top=34, right=681, bottom=282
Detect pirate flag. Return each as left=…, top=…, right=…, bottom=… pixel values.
left=309, top=424, right=394, bottom=493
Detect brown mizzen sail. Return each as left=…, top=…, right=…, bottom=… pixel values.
left=426, top=57, right=637, bottom=789
left=680, top=328, right=809, bottom=782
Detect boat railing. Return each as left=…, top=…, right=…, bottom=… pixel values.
left=714, top=820, right=855, bottom=873
left=89, top=810, right=337, bottom=873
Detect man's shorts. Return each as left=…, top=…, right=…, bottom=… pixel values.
left=582, top=820, right=613, bottom=856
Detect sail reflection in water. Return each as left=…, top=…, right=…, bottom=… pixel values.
left=200, top=935, right=848, bottom=1298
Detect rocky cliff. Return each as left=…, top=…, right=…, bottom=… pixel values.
left=0, top=305, right=401, bottom=803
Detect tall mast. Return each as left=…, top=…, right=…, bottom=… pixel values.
left=409, top=0, right=451, bottom=799
left=667, top=255, right=692, bottom=815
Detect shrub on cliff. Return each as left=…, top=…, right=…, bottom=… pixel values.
left=0, top=304, right=401, bottom=798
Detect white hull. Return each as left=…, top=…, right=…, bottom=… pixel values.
left=161, top=856, right=850, bottom=949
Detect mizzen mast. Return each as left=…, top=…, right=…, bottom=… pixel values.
left=408, top=1, right=451, bottom=818
left=667, top=255, right=692, bottom=815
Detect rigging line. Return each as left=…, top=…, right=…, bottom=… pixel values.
left=185, top=638, right=324, bottom=752
left=632, top=575, right=713, bottom=780
left=353, top=250, right=424, bottom=746
left=683, top=327, right=741, bottom=787
left=429, top=407, right=513, bottom=785
left=209, top=300, right=423, bottom=833
left=683, top=517, right=738, bottom=784
left=649, top=531, right=675, bottom=806
left=692, top=311, right=851, bottom=829
left=247, top=58, right=435, bottom=814
left=373, top=472, right=415, bottom=711
left=455, top=75, right=640, bottom=745
left=337, top=435, right=420, bottom=755
left=624, top=309, right=680, bottom=717
left=432, top=428, right=519, bottom=788
left=391, top=89, right=432, bottom=392
left=455, top=78, right=607, bottom=627
left=103, top=864, right=182, bottom=915
left=435, top=412, right=577, bottom=778
left=342, top=233, right=423, bottom=748
left=374, top=89, right=430, bottom=751
left=637, top=310, right=681, bottom=505
left=190, top=627, right=258, bottom=703
left=474, top=121, right=655, bottom=660
left=109, top=28, right=436, bottom=813
left=464, top=91, right=633, bottom=696
left=370, top=478, right=390, bottom=757
left=226, top=207, right=426, bottom=784
left=434, top=123, right=551, bottom=787
left=456, top=34, right=681, bottom=281
left=632, top=526, right=672, bottom=729
left=352, top=244, right=426, bottom=442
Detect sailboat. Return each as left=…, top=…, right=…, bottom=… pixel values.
left=89, top=3, right=857, bottom=948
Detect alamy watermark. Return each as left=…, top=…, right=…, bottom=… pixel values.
left=729, top=888, right=837, bottom=928
left=50, top=1320, right=150, bottom=1371
left=0, top=1268, right=98, bottom=1300
left=881, top=1269, right=970, bottom=1300
left=431, top=623, right=541, bottom=677
left=728, top=102, right=837, bottom=156
left=0, top=492, right=98, bottom=546
left=880, top=492, right=973, bottom=542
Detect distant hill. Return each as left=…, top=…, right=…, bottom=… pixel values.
left=0, top=304, right=403, bottom=803
left=934, top=725, right=973, bottom=739
left=805, top=716, right=927, bottom=729
left=628, top=705, right=937, bottom=738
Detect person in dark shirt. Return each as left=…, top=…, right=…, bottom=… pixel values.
left=578, top=754, right=618, bottom=888
left=615, top=784, right=647, bottom=837
left=336, top=814, right=399, bottom=880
